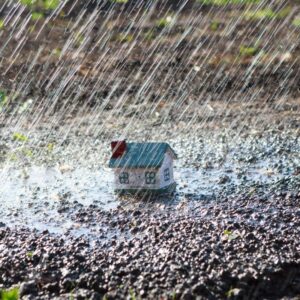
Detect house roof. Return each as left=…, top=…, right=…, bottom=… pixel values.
left=109, top=142, right=177, bottom=169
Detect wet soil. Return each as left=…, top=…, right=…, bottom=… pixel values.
left=0, top=191, right=300, bottom=299
left=0, top=1, right=300, bottom=299
left=0, top=120, right=300, bottom=299
left=0, top=1, right=299, bottom=124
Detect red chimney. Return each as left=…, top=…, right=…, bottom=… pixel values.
left=111, top=140, right=126, bottom=158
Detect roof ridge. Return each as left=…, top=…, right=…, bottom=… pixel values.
left=127, top=142, right=168, bottom=144
left=109, top=142, right=176, bottom=169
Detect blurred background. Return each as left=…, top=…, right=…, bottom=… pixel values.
left=0, top=0, right=299, bottom=133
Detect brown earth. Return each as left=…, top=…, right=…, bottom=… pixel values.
left=0, top=0, right=299, bottom=130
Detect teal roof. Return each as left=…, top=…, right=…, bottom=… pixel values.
left=109, top=142, right=177, bottom=169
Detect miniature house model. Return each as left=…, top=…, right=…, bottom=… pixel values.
left=109, top=141, right=177, bottom=195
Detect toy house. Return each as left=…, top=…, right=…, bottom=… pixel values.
left=108, top=141, right=177, bottom=195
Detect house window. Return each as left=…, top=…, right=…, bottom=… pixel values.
left=145, top=171, right=156, bottom=184
left=164, top=168, right=170, bottom=181
left=119, top=172, right=129, bottom=184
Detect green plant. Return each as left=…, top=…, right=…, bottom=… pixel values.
left=12, top=133, right=29, bottom=142
left=117, top=33, right=134, bottom=43
left=20, top=0, right=34, bottom=5
left=74, top=32, right=84, bottom=46
left=210, top=20, right=221, bottom=31
left=0, top=287, right=19, bottom=300
left=31, top=12, right=44, bottom=20
left=52, top=48, right=61, bottom=56
left=276, top=6, right=292, bottom=19
left=244, top=6, right=291, bottom=20
left=47, top=143, right=54, bottom=152
left=171, top=290, right=177, bottom=300
left=156, top=16, right=173, bottom=28
left=198, top=0, right=259, bottom=5
left=20, top=0, right=60, bottom=11
left=27, top=251, right=34, bottom=258
left=0, top=91, right=7, bottom=105
left=226, top=287, right=241, bottom=298
left=43, top=0, right=59, bottom=9
left=244, top=8, right=275, bottom=20
left=129, top=288, right=137, bottom=300
left=22, top=148, right=33, bottom=157
left=239, top=45, right=259, bottom=57
left=0, top=19, right=5, bottom=30
left=223, top=230, right=239, bottom=241
left=292, top=17, right=300, bottom=27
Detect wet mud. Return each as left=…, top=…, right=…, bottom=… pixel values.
left=1, top=189, right=300, bottom=299
left=1, top=122, right=300, bottom=298
left=0, top=0, right=300, bottom=299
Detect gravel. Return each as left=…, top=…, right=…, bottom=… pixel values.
left=0, top=119, right=299, bottom=299
left=0, top=190, right=300, bottom=299
left=0, top=1, right=300, bottom=298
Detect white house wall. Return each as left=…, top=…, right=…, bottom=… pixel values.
left=114, top=167, right=161, bottom=190
left=114, top=150, right=175, bottom=190
left=158, top=151, right=175, bottom=189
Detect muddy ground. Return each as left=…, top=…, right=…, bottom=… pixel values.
left=0, top=1, right=300, bottom=299
left=0, top=0, right=299, bottom=125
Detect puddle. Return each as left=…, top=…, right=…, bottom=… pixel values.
left=0, top=159, right=289, bottom=237
left=0, top=165, right=116, bottom=209
left=0, top=166, right=116, bottom=235
left=177, top=162, right=284, bottom=197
